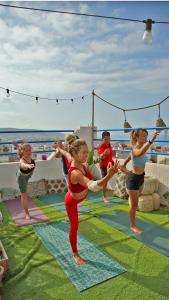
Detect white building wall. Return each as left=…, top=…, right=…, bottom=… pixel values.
left=0, top=158, right=63, bottom=190
left=0, top=126, right=168, bottom=197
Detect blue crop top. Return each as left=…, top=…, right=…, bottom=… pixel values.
left=131, top=151, right=148, bottom=167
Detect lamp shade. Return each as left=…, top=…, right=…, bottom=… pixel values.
left=123, top=121, right=132, bottom=133
left=156, top=117, right=166, bottom=130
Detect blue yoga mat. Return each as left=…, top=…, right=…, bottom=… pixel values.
left=98, top=210, right=169, bottom=256
left=33, top=220, right=127, bottom=291
left=39, top=194, right=94, bottom=215
left=87, top=192, right=124, bottom=206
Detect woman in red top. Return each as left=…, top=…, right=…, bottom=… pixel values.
left=63, top=139, right=119, bottom=265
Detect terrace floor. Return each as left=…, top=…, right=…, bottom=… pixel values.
left=0, top=192, right=169, bottom=300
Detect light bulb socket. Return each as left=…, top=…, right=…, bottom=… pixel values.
left=6, top=89, right=10, bottom=97
left=143, top=19, right=154, bottom=31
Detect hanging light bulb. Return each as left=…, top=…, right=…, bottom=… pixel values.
left=1, top=88, right=14, bottom=104
left=123, top=110, right=132, bottom=133
left=35, top=96, right=38, bottom=104
left=142, top=19, right=154, bottom=44
left=71, top=98, right=73, bottom=104
left=156, top=104, right=166, bottom=130
left=6, top=88, right=10, bottom=97
left=56, top=98, right=59, bottom=104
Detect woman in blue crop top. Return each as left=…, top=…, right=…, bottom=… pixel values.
left=120, top=128, right=159, bottom=234
left=16, top=144, right=36, bottom=220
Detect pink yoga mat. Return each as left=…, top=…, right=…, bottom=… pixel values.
left=5, top=197, right=49, bottom=226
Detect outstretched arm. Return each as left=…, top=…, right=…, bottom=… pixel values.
left=56, top=147, right=72, bottom=163
left=71, top=160, right=119, bottom=191
left=19, top=159, right=34, bottom=170
left=133, top=131, right=159, bottom=157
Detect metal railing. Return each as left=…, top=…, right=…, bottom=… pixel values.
left=0, top=129, right=74, bottom=157
left=94, top=126, right=169, bottom=157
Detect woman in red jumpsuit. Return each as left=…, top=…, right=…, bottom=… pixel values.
left=63, top=139, right=119, bottom=265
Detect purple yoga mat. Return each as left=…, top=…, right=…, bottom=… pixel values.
left=5, top=197, right=49, bottom=227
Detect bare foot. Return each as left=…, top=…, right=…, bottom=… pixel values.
left=73, top=255, right=86, bottom=266
left=131, top=225, right=142, bottom=234
left=103, top=197, right=110, bottom=204
left=25, top=214, right=30, bottom=220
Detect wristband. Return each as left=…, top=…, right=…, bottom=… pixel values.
left=148, top=140, right=153, bottom=144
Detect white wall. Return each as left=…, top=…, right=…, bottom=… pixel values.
left=90, top=159, right=169, bottom=197
left=0, top=158, right=63, bottom=190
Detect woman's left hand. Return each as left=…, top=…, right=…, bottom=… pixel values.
left=151, top=130, right=160, bottom=142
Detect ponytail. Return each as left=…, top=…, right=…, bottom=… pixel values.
left=130, top=128, right=148, bottom=146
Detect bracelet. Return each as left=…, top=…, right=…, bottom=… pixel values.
left=148, top=140, right=153, bottom=144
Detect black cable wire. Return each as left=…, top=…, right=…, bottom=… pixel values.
left=0, top=86, right=91, bottom=102
left=0, top=3, right=169, bottom=24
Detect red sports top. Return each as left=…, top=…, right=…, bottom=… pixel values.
left=65, top=156, right=71, bottom=170
left=68, top=165, right=92, bottom=193
left=98, top=143, right=115, bottom=167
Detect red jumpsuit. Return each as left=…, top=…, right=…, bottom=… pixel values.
left=64, top=165, right=92, bottom=254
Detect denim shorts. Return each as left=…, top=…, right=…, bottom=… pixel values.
left=16, top=170, right=33, bottom=193
left=126, top=171, right=145, bottom=190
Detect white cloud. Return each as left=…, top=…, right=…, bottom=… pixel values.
left=0, top=1, right=168, bottom=130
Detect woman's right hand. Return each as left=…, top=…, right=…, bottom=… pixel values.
left=28, top=164, right=34, bottom=169
left=107, top=160, right=119, bottom=177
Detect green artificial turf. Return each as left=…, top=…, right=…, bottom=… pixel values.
left=0, top=194, right=169, bottom=300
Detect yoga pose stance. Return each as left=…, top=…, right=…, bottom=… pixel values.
left=61, top=139, right=119, bottom=265
left=120, top=129, right=159, bottom=234
left=16, top=144, right=35, bottom=220
left=97, top=131, right=116, bottom=204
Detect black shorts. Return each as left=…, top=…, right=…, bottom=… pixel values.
left=126, top=171, right=145, bottom=190
left=100, top=166, right=107, bottom=177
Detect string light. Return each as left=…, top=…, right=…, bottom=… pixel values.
left=0, top=86, right=91, bottom=104
left=0, top=3, right=169, bottom=44
left=142, top=19, right=154, bottom=44
left=6, top=89, right=10, bottom=97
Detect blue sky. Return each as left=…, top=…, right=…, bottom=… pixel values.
left=0, top=1, right=169, bottom=132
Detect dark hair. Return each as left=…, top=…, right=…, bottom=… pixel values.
left=102, top=131, right=110, bottom=139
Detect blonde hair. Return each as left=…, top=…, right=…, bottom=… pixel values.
left=65, top=133, right=77, bottom=145
left=130, top=128, right=148, bottom=146
left=17, top=144, right=31, bottom=158
left=69, top=139, right=87, bottom=156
